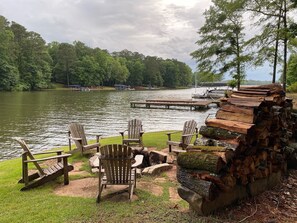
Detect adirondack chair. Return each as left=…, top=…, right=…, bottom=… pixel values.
left=68, top=123, right=101, bottom=155
left=166, top=120, right=199, bottom=152
left=15, top=138, right=74, bottom=191
left=119, top=119, right=144, bottom=148
left=97, top=144, right=143, bottom=203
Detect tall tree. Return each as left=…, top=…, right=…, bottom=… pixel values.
left=11, top=22, right=51, bottom=90
left=0, top=16, right=19, bottom=90
left=53, top=43, right=77, bottom=86
left=191, top=0, right=251, bottom=89
left=246, top=0, right=297, bottom=90
left=143, top=56, right=163, bottom=87
left=161, top=59, right=179, bottom=88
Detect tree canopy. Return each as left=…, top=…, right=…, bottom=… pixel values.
left=192, top=0, right=297, bottom=90
left=0, top=15, right=193, bottom=91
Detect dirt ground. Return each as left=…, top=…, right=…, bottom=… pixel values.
left=54, top=158, right=297, bottom=223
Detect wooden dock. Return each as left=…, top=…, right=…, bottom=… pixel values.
left=130, top=99, right=219, bottom=110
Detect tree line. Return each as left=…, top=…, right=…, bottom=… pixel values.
left=0, top=15, right=192, bottom=91
left=192, top=0, right=297, bottom=90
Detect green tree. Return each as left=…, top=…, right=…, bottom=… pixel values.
left=194, top=71, right=223, bottom=84
left=126, top=59, right=145, bottom=86
left=191, top=0, right=251, bottom=89
left=246, top=0, right=297, bottom=90
left=174, top=60, right=192, bottom=87
left=0, top=16, right=19, bottom=90
left=73, top=41, right=92, bottom=59
left=161, top=60, right=179, bottom=88
left=74, top=55, right=101, bottom=86
left=287, top=54, right=297, bottom=85
left=11, top=22, right=52, bottom=90
left=110, top=57, right=129, bottom=84
left=53, top=43, right=77, bottom=86
left=143, top=56, right=163, bottom=87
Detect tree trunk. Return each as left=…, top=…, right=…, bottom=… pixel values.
left=282, top=0, right=287, bottom=91
left=272, top=6, right=282, bottom=83
left=236, top=32, right=241, bottom=90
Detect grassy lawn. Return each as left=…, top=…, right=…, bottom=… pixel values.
left=0, top=131, right=213, bottom=223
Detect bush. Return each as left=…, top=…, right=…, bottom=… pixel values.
left=287, top=82, right=297, bottom=93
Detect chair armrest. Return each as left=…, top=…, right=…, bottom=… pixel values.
left=33, top=150, right=63, bottom=155
left=132, top=155, right=144, bottom=168
left=140, top=131, right=145, bottom=136
left=24, top=154, right=71, bottom=163
left=166, top=130, right=182, bottom=136
left=68, top=137, right=83, bottom=141
left=166, top=130, right=182, bottom=140
left=182, top=133, right=196, bottom=137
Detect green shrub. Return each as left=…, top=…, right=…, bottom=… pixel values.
left=287, top=82, right=297, bottom=93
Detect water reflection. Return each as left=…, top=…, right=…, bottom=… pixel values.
left=0, top=88, right=218, bottom=160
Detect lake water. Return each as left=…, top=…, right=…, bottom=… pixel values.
left=0, top=87, right=218, bottom=161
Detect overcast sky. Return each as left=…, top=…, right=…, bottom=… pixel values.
left=0, top=0, right=273, bottom=81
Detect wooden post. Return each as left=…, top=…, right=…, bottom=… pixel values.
left=63, top=157, right=69, bottom=185
left=68, top=131, right=72, bottom=151
left=22, top=152, right=29, bottom=185
left=57, top=151, right=62, bottom=163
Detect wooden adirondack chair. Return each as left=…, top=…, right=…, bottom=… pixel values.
left=166, top=120, right=199, bottom=152
left=97, top=144, right=143, bottom=203
left=119, top=119, right=144, bottom=147
left=15, top=138, right=73, bottom=191
left=68, top=123, right=101, bottom=155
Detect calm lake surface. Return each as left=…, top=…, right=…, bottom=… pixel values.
left=0, top=87, right=218, bottom=161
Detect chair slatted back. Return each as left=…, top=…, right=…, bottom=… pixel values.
left=69, top=123, right=88, bottom=149
left=128, top=119, right=142, bottom=139
left=15, top=138, right=45, bottom=175
left=99, top=144, right=133, bottom=185
left=181, top=120, right=198, bottom=145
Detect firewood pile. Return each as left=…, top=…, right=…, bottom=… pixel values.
left=177, top=84, right=295, bottom=215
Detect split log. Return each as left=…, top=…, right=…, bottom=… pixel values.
left=226, top=98, right=264, bottom=108
left=177, top=167, right=219, bottom=200
left=216, top=110, right=255, bottom=124
left=235, top=90, right=269, bottom=96
left=220, top=104, right=255, bottom=115
left=177, top=152, right=226, bottom=174
left=206, top=118, right=254, bottom=135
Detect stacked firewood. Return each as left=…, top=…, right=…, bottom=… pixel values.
left=177, top=84, right=295, bottom=214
